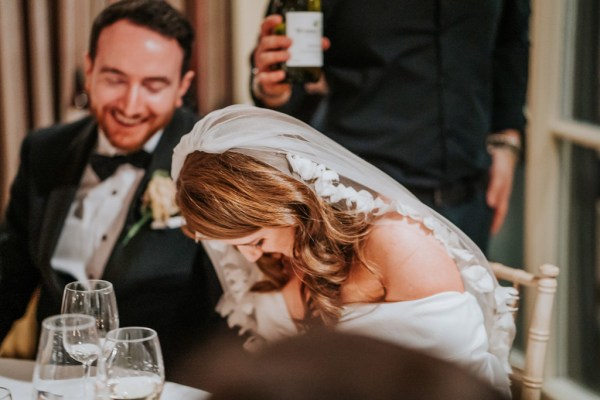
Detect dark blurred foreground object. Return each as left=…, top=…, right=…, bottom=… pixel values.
left=173, top=329, right=508, bottom=400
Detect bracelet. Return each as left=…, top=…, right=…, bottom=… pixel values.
left=487, top=133, right=522, bottom=158
left=251, top=68, right=288, bottom=101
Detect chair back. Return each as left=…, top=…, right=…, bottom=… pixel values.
left=490, top=262, right=559, bottom=400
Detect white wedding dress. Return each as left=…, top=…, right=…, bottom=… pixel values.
left=202, top=232, right=512, bottom=397
left=249, top=288, right=510, bottom=396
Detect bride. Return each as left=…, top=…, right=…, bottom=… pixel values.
left=171, top=104, right=516, bottom=396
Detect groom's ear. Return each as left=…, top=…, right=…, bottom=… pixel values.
left=83, top=53, right=94, bottom=93
left=176, top=70, right=195, bottom=108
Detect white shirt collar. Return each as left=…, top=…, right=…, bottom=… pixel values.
left=96, top=129, right=164, bottom=156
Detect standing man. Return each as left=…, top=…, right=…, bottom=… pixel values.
left=0, top=0, right=224, bottom=375
left=251, top=0, right=530, bottom=252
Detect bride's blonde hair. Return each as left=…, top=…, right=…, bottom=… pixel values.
left=176, top=151, right=378, bottom=326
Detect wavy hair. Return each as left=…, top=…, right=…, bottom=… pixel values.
left=176, top=151, right=380, bottom=326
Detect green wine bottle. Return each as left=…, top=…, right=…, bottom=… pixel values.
left=270, top=0, right=323, bottom=83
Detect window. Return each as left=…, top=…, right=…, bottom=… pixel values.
left=563, top=143, right=600, bottom=393
left=528, top=0, right=600, bottom=398
left=564, top=1, right=600, bottom=392
left=572, top=0, right=599, bottom=125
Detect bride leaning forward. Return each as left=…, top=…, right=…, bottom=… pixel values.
left=171, top=105, right=515, bottom=397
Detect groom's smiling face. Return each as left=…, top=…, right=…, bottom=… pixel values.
left=84, top=20, right=194, bottom=153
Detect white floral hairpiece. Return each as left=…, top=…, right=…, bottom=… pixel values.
left=286, top=154, right=386, bottom=214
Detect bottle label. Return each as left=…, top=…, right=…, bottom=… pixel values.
left=286, top=11, right=323, bottom=67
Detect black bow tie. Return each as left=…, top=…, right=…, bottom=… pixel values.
left=90, top=151, right=152, bottom=181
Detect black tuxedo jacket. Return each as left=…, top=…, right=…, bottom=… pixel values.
left=0, top=108, right=226, bottom=372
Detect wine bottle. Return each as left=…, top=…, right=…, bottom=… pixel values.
left=270, top=0, right=323, bottom=83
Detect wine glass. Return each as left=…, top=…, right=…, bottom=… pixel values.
left=33, top=314, right=99, bottom=400
left=61, top=279, right=120, bottom=341
left=62, top=314, right=101, bottom=399
left=102, top=327, right=165, bottom=400
left=0, top=387, right=11, bottom=400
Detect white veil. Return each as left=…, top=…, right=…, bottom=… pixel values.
left=172, top=104, right=516, bottom=371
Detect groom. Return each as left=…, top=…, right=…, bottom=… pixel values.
left=0, top=0, right=224, bottom=375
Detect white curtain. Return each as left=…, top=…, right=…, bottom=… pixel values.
left=0, top=0, right=108, bottom=214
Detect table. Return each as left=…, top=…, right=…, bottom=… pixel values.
left=0, top=358, right=211, bottom=399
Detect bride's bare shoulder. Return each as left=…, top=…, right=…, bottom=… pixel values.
left=367, top=213, right=437, bottom=252
left=364, top=213, right=464, bottom=301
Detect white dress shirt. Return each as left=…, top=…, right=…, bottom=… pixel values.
left=51, top=130, right=162, bottom=281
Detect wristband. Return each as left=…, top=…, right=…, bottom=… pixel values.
left=487, top=133, right=522, bottom=158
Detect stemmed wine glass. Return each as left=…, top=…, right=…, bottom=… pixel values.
left=102, top=327, right=165, bottom=400
left=33, top=314, right=99, bottom=400
left=61, top=279, right=120, bottom=341
left=61, top=314, right=101, bottom=399
left=61, top=280, right=119, bottom=398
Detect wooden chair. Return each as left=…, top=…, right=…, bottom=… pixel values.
left=490, top=262, right=560, bottom=400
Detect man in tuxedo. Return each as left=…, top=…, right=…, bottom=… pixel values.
left=0, top=0, right=224, bottom=375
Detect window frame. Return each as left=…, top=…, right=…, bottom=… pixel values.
left=527, top=1, right=600, bottom=398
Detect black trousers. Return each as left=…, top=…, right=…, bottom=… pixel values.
left=410, top=181, right=493, bottom=254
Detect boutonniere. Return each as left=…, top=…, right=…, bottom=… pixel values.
left=121, top=170, right=184, bottom=246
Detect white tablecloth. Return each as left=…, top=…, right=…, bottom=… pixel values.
left=0, top=358, right=211, bottom=399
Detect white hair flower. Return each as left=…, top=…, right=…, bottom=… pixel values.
left=286, top=154, right=319, bottom=180
left=287, top=153, right=383, bottom=215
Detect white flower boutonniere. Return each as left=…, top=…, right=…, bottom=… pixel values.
left=122, top=170, right=184, bottom=246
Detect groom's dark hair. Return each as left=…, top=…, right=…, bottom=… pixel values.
left=88, top=0, right=195, bottom=76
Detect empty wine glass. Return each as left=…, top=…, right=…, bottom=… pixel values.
left=62, top=314, right=100, bottom=399
left=61, top=279, right=119, bottom=341
left=33, top=314, right=99, bottom=400
left=102, top=327, right=165, bottom=400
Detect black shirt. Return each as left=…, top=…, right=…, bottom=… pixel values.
left=259, top=0, right=530, bottom=189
